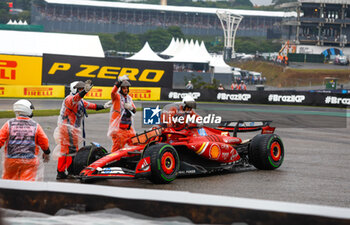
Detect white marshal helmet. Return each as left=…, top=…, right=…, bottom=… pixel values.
left=182, top=95, right=196, bottom=109
left=70, top=81, right=85, bottom=94
left=13, top=99, right=34, bottom=117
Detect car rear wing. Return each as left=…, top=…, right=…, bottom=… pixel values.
left=216, top=120, right=275, bottom=137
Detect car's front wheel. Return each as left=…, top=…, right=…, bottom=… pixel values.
left=73, top=144, right=108, bottom=175
left=143, top=143, right=180, bottom=184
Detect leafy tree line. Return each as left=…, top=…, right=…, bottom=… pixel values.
left=0, top=0, right=31, bottom=24
left=98, top=26, right=281, bottom=54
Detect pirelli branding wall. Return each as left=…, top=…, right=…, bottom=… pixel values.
left=0, top=54, right=42, bottom=85
left=0, top=54, right=172, bottom=100
left=161, top=88, right=350, bottom=107
left=0, top=85, right=65, bottom=98
left=83, top=86, right=161, bottom=101
left=42, top=54, right=173, bottom=88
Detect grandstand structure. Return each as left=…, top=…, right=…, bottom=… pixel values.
left=31, top=0, right=291, bottom=38
left=283, top=0, right=350, bottom=48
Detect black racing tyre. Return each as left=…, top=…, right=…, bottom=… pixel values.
left=73, top=145, right=108, bottom=175
left=143, top=143, right=180, bottom=184
left=249, top=134, right=284, bottom=170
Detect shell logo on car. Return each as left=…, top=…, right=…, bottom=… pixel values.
left=209, top=144, right=221, bottom=160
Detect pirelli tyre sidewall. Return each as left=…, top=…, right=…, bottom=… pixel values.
left=73, top=145, right=107, bottom=175
left=143, top=143, right=180, bottom=184
left=249, top=134, right=284, bottom=170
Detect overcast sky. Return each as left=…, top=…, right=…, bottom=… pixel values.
left=250, top=0, right=273, bottom=6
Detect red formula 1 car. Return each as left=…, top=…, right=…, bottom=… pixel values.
left=73, top=119, right=284, bottom=184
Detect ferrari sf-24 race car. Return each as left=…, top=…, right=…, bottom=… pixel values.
left=72, top=118, right=285, bottom=184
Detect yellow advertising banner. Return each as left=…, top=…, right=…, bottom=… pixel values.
left=0, top=85, right=65, bottom=98
left=85, top=86, right=161, bottom=101
left=0, top=55, right=43, bottom=85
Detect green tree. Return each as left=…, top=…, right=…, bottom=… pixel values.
left=99, top=33, right=117, bottom=51
left=0, top=2, right=10, bottom=24
left=141, top=28, right=172, bottom=52
left=167, top=26, right=184, bottom=39
left=114, top=32, right=141, bottom=52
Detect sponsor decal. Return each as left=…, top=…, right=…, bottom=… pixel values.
left=197, top=128, right=207, bottom=136
left=43, top=54, right=173, bottom=88
left=325, top=96, right=350, bottom=105
left=143, top=105, right=161, bottom=125
left=24, top=87, right=53, bottom=97
left=229, top=149, right=239, bottom=161
left=0, top=85, right=64, bottom=98
left=168, top=91, right=201, bottom=100
left=0, top=60, right=17, bottom=80
left=130, top=89, right=151, bottom=99
left=178, top=170, right=196, bottom=175
left=221, top=152, right=230, bottom=160
left=217, top=93, right=251, bottom=101
left=196, top=142, right=209, bottom=155
left=48, top=63, right=165, bottom=82
left=85, top=88, right=103, bottom=98
left=209, top=144, right=220, bottom=160
left=0, top=55, right=42, bottom=85
left=268, top=94, right=305, bottom=103
left=221, top=132, right=229, bottom=136
left=136, top=157, right=151, bottom=173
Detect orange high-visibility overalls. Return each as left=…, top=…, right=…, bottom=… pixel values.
left=108, top=85, right=136, bottom=152
left=57, top=93, right=98, bottom=174
left=0, top=117, right=49, bottom=181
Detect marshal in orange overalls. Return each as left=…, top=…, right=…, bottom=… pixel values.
left=0, top=117, right=50, bottom=181
left=108, top=85, right=136, bottom=152
left=56, top=92, right=100, bottom=175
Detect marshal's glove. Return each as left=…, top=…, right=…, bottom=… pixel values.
left=84, top=80, right=93, bottom=92
left=43, top=153, right=50, bottom=163
left=118, top=74, right=129, bottom=82
left=124, top=102, right=133, bottom=110
left=104, top=100, right=112, bottom=109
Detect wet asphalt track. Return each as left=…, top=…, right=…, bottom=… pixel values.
left=0, top=99, right=349, bottom=208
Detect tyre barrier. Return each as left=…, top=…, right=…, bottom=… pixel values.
left=1, top=180, right=350, bottom=224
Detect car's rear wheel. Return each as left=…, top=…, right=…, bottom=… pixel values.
left=73, top=144, right=108, bottom=175
left=249, top=134, right=284, bottom=170
left=143, top=143, right=180, bottom=184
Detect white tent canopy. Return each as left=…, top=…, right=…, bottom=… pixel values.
left=210, top=54, right=232, bottom=74
left=128, top=42, right=165, bottom=61
left=160, top=37, right=178, bottom=56
left=0, top=30, right=104, bottom=57
left=167, top=39, right=210, bottom=64
left=199, top=41, right=213, bottom=62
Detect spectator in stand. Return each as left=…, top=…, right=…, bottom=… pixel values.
left=185, top=81, right=193, bottom=90
left=238, top=81, right=247, bottom=91
left=231, top=81, right=238, bottom=90
left=218, top=84, right=225, bottom=90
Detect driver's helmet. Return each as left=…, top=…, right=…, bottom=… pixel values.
left=182, top=95, right=196, bottom=110
left=70, top=81, right=84, bottom=95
